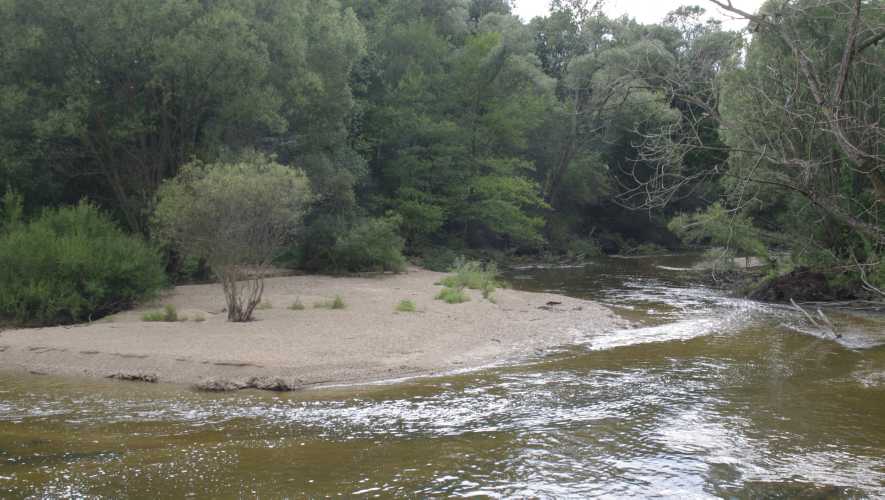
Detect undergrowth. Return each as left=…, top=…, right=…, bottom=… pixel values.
left=435, top=287, right=470, bottom=304
left=142, top=304, right=179, bottom=322
left=396, top=299, right=417, bottom=312
left=438, top=257, right=502, bottom=302
left=315, top=295, right=346, bottom=309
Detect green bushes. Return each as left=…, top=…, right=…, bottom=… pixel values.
left=0, top=201, right=166, bottom=325
left=142, top=305, right=179, bottom=322
left=293, top=215, right=407, bottom=274
left=567, top=238, right=603, bottom=261
left=314, top=295, right=346, bottom=309
left=330, top=217, right=407, bottom=273
left=396, top=299, right=417, bottom=312
left=435, top=258, right=502, bottom=303
left=418, top=247, right=460, bottom=272
left=152, top=156, right=311, bottom=322
left=439, top=258, right=501, bottom=292
left=435, top=287, right=470, bottom=304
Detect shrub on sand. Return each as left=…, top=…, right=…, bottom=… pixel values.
left=142, top=305, right=179, bottom=322
left=315, top=295, right=346, bottom=309
left=438, top=258, right=501, bottom=302
left=152, top=156, right=311, bottom=322
left=396, top=299, right=417, bottom=312
left=0, top=200, right=166, bottom=326
left=435, top=287, right=470, bottom=304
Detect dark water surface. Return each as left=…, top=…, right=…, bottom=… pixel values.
left=2, top=255, right=884, bottom=498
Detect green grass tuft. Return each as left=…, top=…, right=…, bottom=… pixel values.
left=141, top=311, right=164, bottom=322
left=256, top=300, right=273, bottom=310
left=438, top=257, right=501, bottom=302
left=396, top=299, right=417, bottom=312
left=142, top=304, right=178, bottom=322
left=331, top=295, right=346, bottom=309
left=315, top=295, right=346, bottom=310
left=288, top=298, right=305, bottom=311
left=435, top=287, right=470, bottom=304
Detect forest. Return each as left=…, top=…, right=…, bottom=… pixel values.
left=1, top=0, right=883, bottom=324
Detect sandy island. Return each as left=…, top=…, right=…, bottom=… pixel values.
left=0, top=268, right=623, bottom=390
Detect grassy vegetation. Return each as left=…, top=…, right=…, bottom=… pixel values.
left=438, top=258, right=501, bottom=302
left=435, top=287, right=470, bottom=304
left=0, top=201, right=166, bottom=326
left=256, top=301, right=273, bottom=310
left=288, top=298, right=305, bottom=311
left=314, top=295, right=346, bottom=310
left=192, top=313, right=206, bottom=322
left=142, top=304, right=179, bottom=322
left=396, top=299, right=417, bottom=312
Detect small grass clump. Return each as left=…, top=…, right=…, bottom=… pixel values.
left=192, top=313, right=206, bottom=322
left=438, top=257, right=501, bottom=302
left=257, top=300, right=273, bottom=310
left=396, top=299, right=417, bottom=313
left=331, top=295, right=346, bottom=309
left=141, top=311, right=164, bottom=322
left=435, top=287, right=470, bottom=304
left=481, top=282, right=497, bottom=303
left=142, top=304, right=178, bottom=322
left=315, top=295, right=346, bottom=310
left=288, top=298, right=305, bottom=311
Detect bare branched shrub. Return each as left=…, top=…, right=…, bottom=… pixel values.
left=621, top=0, right=885, bottom=246
left=153, top=155, right=311, bottom=322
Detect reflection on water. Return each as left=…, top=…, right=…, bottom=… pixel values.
left=1, top=255, right=884, bottom=497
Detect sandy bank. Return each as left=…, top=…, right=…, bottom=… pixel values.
left=0, top=268, right=623, bottom=390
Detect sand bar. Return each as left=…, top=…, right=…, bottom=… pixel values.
left=0, top=268, right=623, bottom=390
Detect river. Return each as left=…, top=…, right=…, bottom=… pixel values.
left=1, top=255, right=883, bottom=497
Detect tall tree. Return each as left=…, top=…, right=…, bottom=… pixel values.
left=0, top=0, right=365, bottom=232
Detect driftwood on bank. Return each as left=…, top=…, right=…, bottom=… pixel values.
left=790, top=298, right=842, bottom=339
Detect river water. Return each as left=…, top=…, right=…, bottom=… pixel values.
left=1, top=255, right=883, bottom=498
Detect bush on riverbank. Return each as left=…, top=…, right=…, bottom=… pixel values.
left=0, top=201, right=166, bottom=325
left=152, top=157, right=311, bottom=322
left=142, top=305, right=180, bottom=322
left=439, top=258, right=502, bottom=301
left=435, top=287, right=470, bottom=304
left=396, top=299, right=417, bottom=312
left=330, top=216, right=407, bottom=273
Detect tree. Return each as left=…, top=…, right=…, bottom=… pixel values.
left=356, top=6, right=554, bottom=249
left=630, top=0, right=884, bottom=249
left=0, top=0, right=364, bottom=233
left=152, top=156, right=311, bottom=322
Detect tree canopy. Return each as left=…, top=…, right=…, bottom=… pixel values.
left=1, top=0, right=882, bottom=293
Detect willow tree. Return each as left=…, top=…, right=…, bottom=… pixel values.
left=153, top=157, right=311, bottom=322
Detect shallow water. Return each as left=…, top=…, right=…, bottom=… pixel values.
left=2, top=255, right=884, bottom=498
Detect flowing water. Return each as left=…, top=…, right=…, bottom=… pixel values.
left=1, top=255, right=884, bottom=498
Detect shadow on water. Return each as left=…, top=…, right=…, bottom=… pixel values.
left=1, top=255, right=883, bottom=497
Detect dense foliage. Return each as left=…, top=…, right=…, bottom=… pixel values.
left=644, top=0, right=885, bottom=290
left=0, top=201, right=166, bottom=325
left=0, top=0, right=882, bottom=306
left=329, top=216, right=407, bottom=273
left=152, top=156, right=311, bottom=321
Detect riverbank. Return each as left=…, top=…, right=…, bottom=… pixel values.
left=0, top=268, right=623, bottom=391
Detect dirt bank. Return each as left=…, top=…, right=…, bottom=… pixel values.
left=0, top=268, right=623, bottom=391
